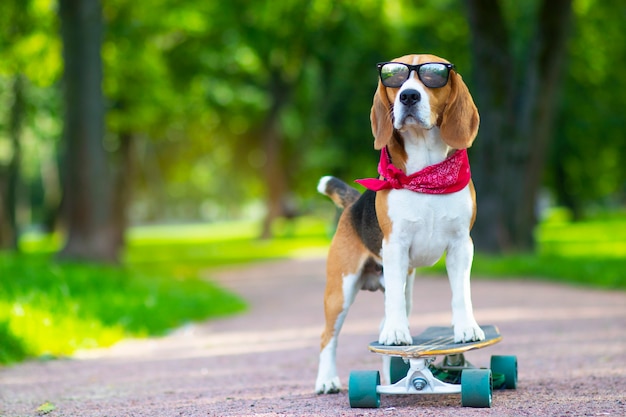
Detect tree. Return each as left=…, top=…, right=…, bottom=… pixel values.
left=248, top=0, right=385, bottom=239
left=159, top=0, right=395, bottom=236
left=0, top=76, right=23, bottom=249
left=223, top=0, right=336, bottom=239
left=0, top=5, right=25, bottom=250
left=549, top=1, right=626, bottom=218
left=58, top=0, right=119, bottom=262
left=0, top=0, right=61, bottom=249
left=465, top=0, right=573, bottom=252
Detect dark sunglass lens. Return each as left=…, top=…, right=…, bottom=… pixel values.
left=419, top=63, right=450, bottom=88
left=380, top=63, right=409, bottom=87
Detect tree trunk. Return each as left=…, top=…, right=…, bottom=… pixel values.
left=0, top=75, right=25, bottom=250
left=515, top=0, right=573, bottom=247
left=111, top=132, right=135, bottom=249
left=58, top=0, right=119, bottom=263
left=260, top=123, right=287, bottom=240
left=466, top=0, right=572, bottom=253
left=465, top=0, right=516, bottom=252
left=260, top=77, right=291, bottom=240
left=40, top=142, right=62, bottom=233
left=0, top=171, right=9, bottom=248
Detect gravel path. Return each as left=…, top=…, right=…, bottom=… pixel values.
left=1, top=257, right=625, bottom=416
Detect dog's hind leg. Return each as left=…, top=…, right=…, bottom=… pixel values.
left=315, top=221, right=372, bottom=394
left=315, top=271, right=361, bottom=394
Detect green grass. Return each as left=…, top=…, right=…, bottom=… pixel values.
left=537, top=213, right=626, bottom=258
left=124, top=217, right=332, bottom=267
left=2, top=211, right=625, bottom=366
left=472, top=254, right=625, bottom=289
left=0, top=253, right=247, bottom=364
left=421, top=253, right=626, bottom=290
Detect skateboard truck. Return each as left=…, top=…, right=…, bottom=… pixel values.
left=378, top=357, right=476, bottom=395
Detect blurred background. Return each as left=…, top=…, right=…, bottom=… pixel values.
left=0, top=0, right=624, bottom=363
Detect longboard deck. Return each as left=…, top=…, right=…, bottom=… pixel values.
left=369, top=325, right=501, bottom=358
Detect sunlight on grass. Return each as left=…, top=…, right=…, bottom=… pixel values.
left=125, top=216, right=332, bottom=266
left=0, top=252, right=246, bottom=364
left=127, top=219, right=260, bottom=244
left=0, top=300, right=125, bottom=356
left=537, top=217, right=626, bottom=258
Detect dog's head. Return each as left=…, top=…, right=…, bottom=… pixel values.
left=370, top=54, right=479, bottom=150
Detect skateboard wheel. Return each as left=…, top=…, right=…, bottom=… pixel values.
left=461, top=369, right=492, bottom=408
left=348, top=370, right=381, bottom=408
left=389, top=357, right=410, bottom=384
left=491, top=355, right=518, bottom=389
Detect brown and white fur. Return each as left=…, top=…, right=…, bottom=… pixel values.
left=315, top=54, right=483, bottom=394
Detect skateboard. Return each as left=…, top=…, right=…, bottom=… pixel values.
left=348, top=325, right=517, bottom=408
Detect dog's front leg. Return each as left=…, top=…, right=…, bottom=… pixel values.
left=446, top=236, right=485, bottom=343
left=378, top=240, right=412, bottom=345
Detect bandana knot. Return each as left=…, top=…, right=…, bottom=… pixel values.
left=355, top=148, right=471, bottom=194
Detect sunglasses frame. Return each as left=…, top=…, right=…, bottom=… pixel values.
left=377, top=61, right=455, bottom=89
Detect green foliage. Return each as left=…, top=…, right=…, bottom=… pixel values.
left=1, top=0, right=623, bottom=231
left=0, top=0, right=61, bottom=85
left=0, top=0, right=61, bottom=194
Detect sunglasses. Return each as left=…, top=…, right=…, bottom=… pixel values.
left=377, top=61, right=455, bottom=88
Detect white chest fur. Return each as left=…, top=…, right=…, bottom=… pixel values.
left=386, top=185, right=473, bottom=268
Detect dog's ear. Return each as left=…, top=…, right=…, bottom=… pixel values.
left=440, top=71, right=480, bottom=149
left=370, top=82, right=394, bottom=150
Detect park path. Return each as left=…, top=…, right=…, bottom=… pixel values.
left=1, top=257, right=625, bottom=416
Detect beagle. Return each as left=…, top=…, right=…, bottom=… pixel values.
left=315, top=54, right=483, bottom=394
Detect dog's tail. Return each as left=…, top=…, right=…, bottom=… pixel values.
left=317, top=176, right=361, bottom=209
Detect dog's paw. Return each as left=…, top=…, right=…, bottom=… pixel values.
left=453, top=322, right=485, bottom=343
left=379, top=323, right=412, bottom=346
left=315, top=376, right=341, bottom=394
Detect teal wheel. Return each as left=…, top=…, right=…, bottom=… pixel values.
left=389, top=357, right=410, bottom=384
left=461, top=369, right=492, bottom=408
left=491, top=355, right=518, bottom=389
left=348, top=370, right=381, bottom=408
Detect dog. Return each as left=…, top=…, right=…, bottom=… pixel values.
left=315, top=54, right=483, bottom=394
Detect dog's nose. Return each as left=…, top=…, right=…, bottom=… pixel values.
left=400, top=89, right=421, bottom=106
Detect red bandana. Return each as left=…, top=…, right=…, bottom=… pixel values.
left=355, top=148, right=471, bottom=194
